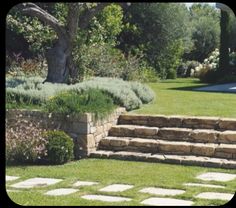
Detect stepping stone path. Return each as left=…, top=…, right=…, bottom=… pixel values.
left=139, top=187, right=185, bottom=196
left=6, top=171, right=235, bottom=205
left=184, top=183, right=225, bottom=189
left=81, top=194, right=132, bottom=202
left=73, top=180, right=99, bottom=187
left=45, top=188, right=78, bottom=196
left=99, top=184, right=134, bottom=192
left=141, top=197, right=194, bottom=206
left=6, top=176, right=20, bottom=181
left=195, top=192, right=234, bottom=201
left=196, top=172, right=236, bottom=182
left=10, top=177, right=63, bottom=189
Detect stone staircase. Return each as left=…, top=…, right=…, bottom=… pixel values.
left=89, top=114, right=236, bottom=169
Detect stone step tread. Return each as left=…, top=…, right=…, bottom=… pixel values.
left=109, top=125, right=236, bottom=144
left=120, top=114, right=236, bottom=121
left=118, top=114, right=236, bottom=131
left=102, top=137, right=236, bottom=148
left=110, top=125, right=236, bottom=133
left=89, top=150, right=236, bottom=169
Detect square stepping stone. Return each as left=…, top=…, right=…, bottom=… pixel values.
left=81, top=194, right=132, bottom=202
left=184, top=183, right=225, bottom=189
left=45, top=188, right=78, bottom=196
left=197, top=172, right=236, bottom=182
left=73, top=180, right=99, bottom=187
left=195, top=192, right=234, bottom=201
left=139, top=187, right=185, bottom=196
left=99, top=184, right=134, bottom=192
left=6, top=176, right=20, bottom=181
left=141, top=197, right=194, bottom=206
left=10, top=177, right=63, bottom=189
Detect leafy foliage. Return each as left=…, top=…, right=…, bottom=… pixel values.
left=187, top=4, right=220, bottom=62
left=42, top=130, right=74, bottom=165
left=44, top=89, right=116, bottom=120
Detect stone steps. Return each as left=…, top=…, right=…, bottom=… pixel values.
left=89, top=150, right=236, bottom=169
left=98, top=137, right=236, bottom=159
left=109, top=125, right=236, bottom=144
left=90, top=114, right=236, bottom=168
left=118, top=114, right=236, bottom=130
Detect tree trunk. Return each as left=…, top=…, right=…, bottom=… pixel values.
left=44, top=42, right=67, bottom=83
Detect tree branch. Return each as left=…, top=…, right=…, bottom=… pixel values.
left=78, top=3, right=110, bottom=29
left=66, top=3, right=80, bottom=39
left=20, top=3, right=66, bottom=38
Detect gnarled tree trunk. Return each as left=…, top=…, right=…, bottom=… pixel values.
left=19, top=3, right=128, bottom=83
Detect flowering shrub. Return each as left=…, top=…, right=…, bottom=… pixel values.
left=6, top=119, right=47, bottom=164
left=191, top=48, right=219, bottom=78
left=191, top=48, right=236, bottom=78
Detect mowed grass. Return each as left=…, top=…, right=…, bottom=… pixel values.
left=131, top=78, right=236, bottom=118
left=6, top=159, right=236, bottom=206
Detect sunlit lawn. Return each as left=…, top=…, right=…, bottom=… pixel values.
left=132, top=78, right=236, bottom=118
left=6, top=159, right=236, bottom=206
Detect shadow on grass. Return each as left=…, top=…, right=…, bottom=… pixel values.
left=160, top=79, right=203, bottom=84
left=167, top=84, right=236, bottom=94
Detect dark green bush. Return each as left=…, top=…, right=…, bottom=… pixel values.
left=44, top=88, right=116, bottom=119
left=166, top=69, right=177, bottom=79
left=43, top=131, right=74, bottom=165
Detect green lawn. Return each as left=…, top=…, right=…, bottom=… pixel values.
left=6, top=159, right=236, bottom=206
left=131, top=78, right=236, bottom=118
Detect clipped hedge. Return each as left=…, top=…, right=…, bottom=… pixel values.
left=42, top=130, right=74, bottom=165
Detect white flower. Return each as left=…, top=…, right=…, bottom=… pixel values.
left=204, top=59, right=208, bottom=63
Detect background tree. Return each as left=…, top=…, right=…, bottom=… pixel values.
left=118, top=3, right=192, bottom=79
left=187, top=4, right=220, bottom=62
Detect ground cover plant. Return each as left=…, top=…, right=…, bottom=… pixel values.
left=6, top=76, right=155, bottom=111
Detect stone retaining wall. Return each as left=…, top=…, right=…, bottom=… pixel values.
left=6, top=108, right=126, bottom=159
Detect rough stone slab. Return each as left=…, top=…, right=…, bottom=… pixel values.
left=99, top=184, right=134, bottom=192
left=219, top=119, right=236, bottom=130
left=6, top=176, right=20, bottom=181
left=218, top=131, right=236, bottom=143
left=190, top=129, right=217, bottom=143
left=73, top=181, right=99, bottom=187
left=10, top=177, right=63, bottom=188
left=81, top=194, right=132, bottom=202
left=139, top=187, right=185, bottom=196
left=134, top=126, right=159, bottom=137
left=197, top=172, right=236, bottom=182
left=157, top=128, right=191, bottom=141
left=182, top=117, right=218, bottom=129
left=159, top=140, right=191, bottom=154
left=129, top=138, right=158, bottom=148
left=45, top=188, right=78, bottom=196
left=195, top=192, right=234, bottom=201
left=148, top=116, right=170, bottom=127
left=184, top=183, right=225, bottom=189
left=141, top=197, right=194, bottom=206
left=90, top=150, right=236, bottom=169
left=191, top=143, right=216, bottom=157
